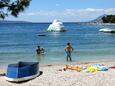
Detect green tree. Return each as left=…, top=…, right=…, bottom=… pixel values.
left=0, top=0, right=31, bottom=19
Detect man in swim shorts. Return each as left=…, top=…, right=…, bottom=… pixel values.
left=64, top=43, right=73, bottom=61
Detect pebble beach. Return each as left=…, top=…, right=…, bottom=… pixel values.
left=0, top=61, right=115, bottom=86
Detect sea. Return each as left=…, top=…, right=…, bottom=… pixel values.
left=0, top=22, right=115, bottom=68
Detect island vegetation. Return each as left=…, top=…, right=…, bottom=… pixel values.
left=102, top=15, right=115, bottom=23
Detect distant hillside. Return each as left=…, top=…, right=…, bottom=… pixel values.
left=0, top=20, right=31, bottom=23
left=102, top=15, right=115, bottom=23
left=90, top=14, right=107, bottom=23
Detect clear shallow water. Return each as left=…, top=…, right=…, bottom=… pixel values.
left=0, top=23, right=115, bottom=67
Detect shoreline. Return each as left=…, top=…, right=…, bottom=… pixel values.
left=40, top=59, right=115, bottom=67
left=1, top=59, right=115, bottom=69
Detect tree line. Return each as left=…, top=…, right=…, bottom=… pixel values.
left=102, top=15, right=115, bottom=23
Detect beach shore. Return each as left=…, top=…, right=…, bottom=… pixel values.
left=0, top=61, right=115, bottom=86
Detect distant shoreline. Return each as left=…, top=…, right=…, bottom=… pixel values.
left=88, top=22, right=115, bottom=25
left=0, top=21, right=115, bottom=25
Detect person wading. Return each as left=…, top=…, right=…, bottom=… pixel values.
left=36, top=46, right=44, bottom=54
left=64, top=43, right=74, bottom=61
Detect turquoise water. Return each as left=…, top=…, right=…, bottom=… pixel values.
left=0, top=23, right=115, bottom=67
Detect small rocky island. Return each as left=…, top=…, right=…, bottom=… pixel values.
left=47, top=19, right=66, bottom=32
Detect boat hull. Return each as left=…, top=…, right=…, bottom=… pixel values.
left=5, top=72, right=40, bottom=82
left=5, top=62, right=39, bottom=82
left=99, top=28, right=115, bottom=33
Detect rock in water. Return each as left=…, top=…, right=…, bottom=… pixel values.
left=47, top=19, right=66, bottom=32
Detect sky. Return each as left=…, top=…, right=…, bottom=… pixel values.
left=6, top=0, right=115, bottom=22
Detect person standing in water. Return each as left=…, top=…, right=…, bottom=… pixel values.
left=64, top=42, right=74, bottom=61
left=36, top=46, right=44, bottom=54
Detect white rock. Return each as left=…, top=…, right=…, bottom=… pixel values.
left=47, top=19, right=66, bottom=32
